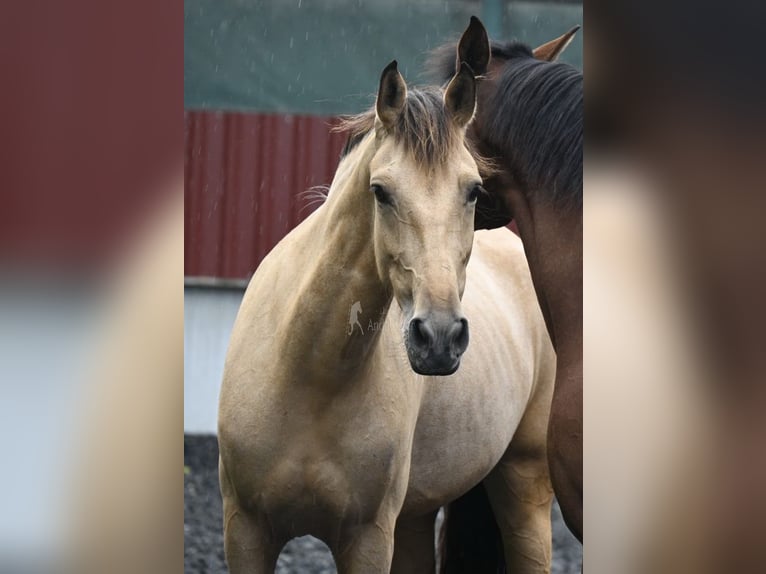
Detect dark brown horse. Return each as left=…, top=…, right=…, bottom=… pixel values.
left=431, top=16, right=583, bottom=565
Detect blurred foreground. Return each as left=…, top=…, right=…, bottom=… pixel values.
left=585, top=1, right=766, bottom=570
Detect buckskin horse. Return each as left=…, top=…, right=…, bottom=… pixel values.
left=431, top=17, right=583, bottom=555
left=217, top=54, right=556, bottom=571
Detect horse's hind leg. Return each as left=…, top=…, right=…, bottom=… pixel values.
left=390, top=511, right=438, bottom=574
left=483, top=453, right=553, bottom=572
left=483, top=411, right=554, bottom=572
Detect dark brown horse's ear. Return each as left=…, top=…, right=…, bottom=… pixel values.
left=457, top=16, right=490, bottom=76
left=376, top=60, right=407, bottom=131
left=533, top=26, right=580, bottom=62
left=444, top=61, right=476, bottom=128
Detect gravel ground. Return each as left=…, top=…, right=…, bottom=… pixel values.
left=185, top=435, right=581, bottom=573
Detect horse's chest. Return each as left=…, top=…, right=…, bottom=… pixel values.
left=254, top=438, right=400, bottom=535
left=241, top=394, right=408, bottom=531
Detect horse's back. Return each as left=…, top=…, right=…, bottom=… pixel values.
left=469, top=228, right=538, bottom=310
left=465, top=228, right=548, bottom=361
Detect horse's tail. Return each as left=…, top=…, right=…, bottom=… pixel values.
left=438, top=482, right=506, bottom=574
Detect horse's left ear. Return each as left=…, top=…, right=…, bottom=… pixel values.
left=457, top=16, right=490, bottom=76
left=533, top=26, right=580, bottom=62
left=444, top=61, right=477, bottom=128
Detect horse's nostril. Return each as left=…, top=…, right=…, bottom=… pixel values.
left=447, top=317, right=469, bottom=354
left=409, top=317, right=434, bottom=349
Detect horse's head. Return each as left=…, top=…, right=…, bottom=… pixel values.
left=366, top=60, right=482, bottom=376
left=430, top=17, right=581, bottom=228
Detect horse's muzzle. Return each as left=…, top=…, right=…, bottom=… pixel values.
left=405, top=312, right=469, bottom=376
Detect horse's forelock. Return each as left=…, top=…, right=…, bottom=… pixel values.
left=336, top=87, right=464, bottom=169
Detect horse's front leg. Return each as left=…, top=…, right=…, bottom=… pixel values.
left=220, top=461, right=282, bottom=574
left=390, top=511, right=438, bottom=574
left=334, top=512, right=398, bottom=574
left=222, top=503, right=281, bottom=574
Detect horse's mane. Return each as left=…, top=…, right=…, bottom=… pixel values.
left=430, top=40, right=582, bottom=206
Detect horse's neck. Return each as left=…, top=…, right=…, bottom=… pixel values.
left=278, top=134, right=391, bottom=386
left=509, top=191, right=582, bottom=365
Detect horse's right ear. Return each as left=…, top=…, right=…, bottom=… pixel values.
left=376, top=60, right=407, bottom=131
left=533, top=26, right=580, bottom=62
left=457, top=16, right=490, bottom=76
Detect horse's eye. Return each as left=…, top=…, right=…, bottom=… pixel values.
left=370, top=184, right=391, bottom=206
left=468, top=184, right=484, bottom=204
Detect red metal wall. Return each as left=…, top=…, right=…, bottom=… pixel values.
left=184, top=110, right=348, bottom=280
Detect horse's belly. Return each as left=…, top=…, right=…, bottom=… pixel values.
left=399, top=320, right=536, bottom=515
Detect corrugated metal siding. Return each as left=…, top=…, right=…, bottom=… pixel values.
left=184, top=110, right=348, bottom=279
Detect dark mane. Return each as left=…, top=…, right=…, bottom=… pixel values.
left=429, top=40, right=582, bottom=206
left=490, top=40, right=534, bottom=62
left=336, top=87, right=459, bottom=168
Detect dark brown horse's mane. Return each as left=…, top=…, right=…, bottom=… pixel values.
left=430, top=39, right=583, bottom=207
left=335, top=86, right=494, bottom=174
